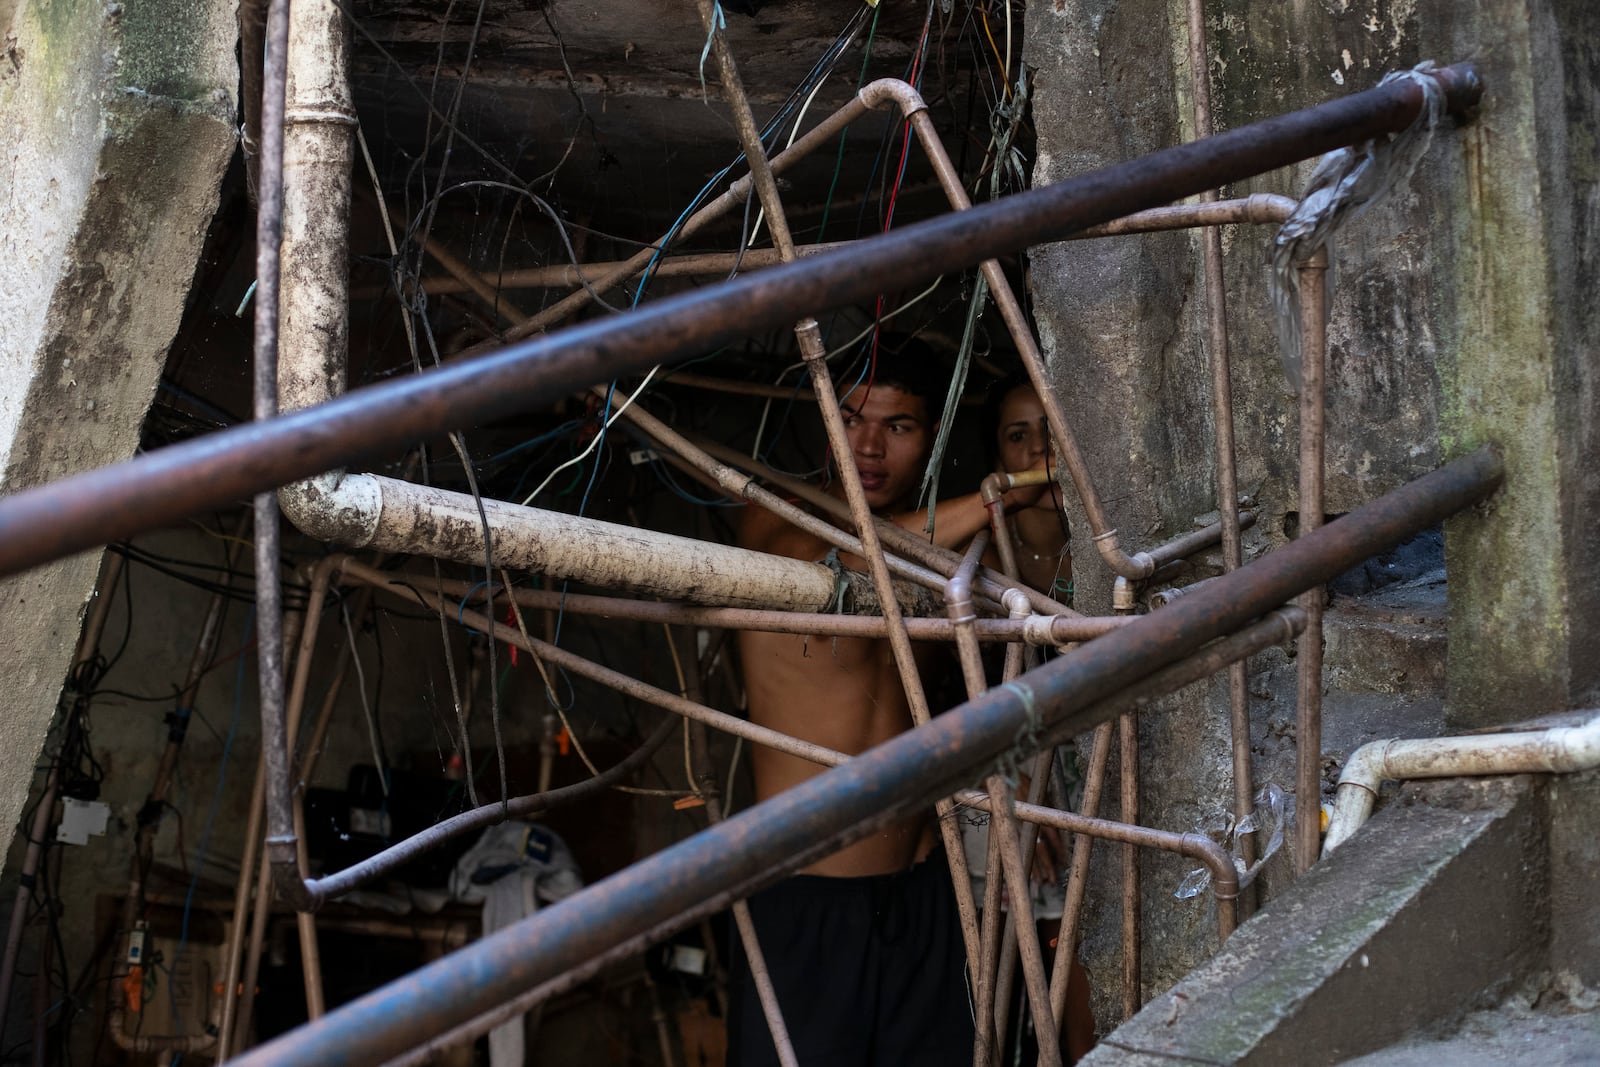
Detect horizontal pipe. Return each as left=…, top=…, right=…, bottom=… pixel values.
left=1322, top=714, right=1600, bottom=852
left=1146, top=510, right=1257, bottom=569
left=416, top=572, right=1131, bottom=644
left=952, top=794, right=1237, bottom=938
left=0, top=64, right=1482, bottom=581
left=352, top=242, right=858, bottom=299
left=282, top=472, right=839, bottom=611
left=227, top=447, right=1502, bottom=1067
left=1073, top=193, right=1296, bottom=238
left=686, top=433, right=1076, bottom=619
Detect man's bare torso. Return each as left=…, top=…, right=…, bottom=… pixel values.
left=739, top=625, right=936, bottom=876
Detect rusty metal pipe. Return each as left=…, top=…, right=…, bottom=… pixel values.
left=307, top=716, right=677, bottom=903
left=1072, top=193, right=1296, bottom=238
left=228, top=445, right=1492, bottom=1067
left=427, top=573, right=1130, bottom=644
left=352, top=242, right=859, bottom=300
left=1184, top=0, right=1258, bottom=920
left=1144, top=511, right=1257, bottom=569
left=0, top=65, right=1483, bottom=581
left=1295, top=248, right=1331, bottom=875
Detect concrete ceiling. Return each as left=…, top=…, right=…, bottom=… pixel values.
left=349, top=0, right=993, bottom=239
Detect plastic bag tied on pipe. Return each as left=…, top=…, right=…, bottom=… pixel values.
left=1175, top=783, right=1285, bottom=899
left=1268, top=61, right=1446, bottom=392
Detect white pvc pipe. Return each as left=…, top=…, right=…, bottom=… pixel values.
left=286, top=471, right=840, bottom=611
left=1322, top=715, right=1600, bottom=853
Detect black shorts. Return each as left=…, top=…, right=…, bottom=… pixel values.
left=728, top=852, right=975, bottom=1066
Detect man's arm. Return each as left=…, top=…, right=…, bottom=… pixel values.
left=887, top=479, right=1048, bottom=551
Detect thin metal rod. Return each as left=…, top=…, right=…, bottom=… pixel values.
left=1295, top=248, right=1330, bottom=875
left=1119, top=709, right=1141, bottom=1019
left=1185, top=0, right=1256, bottom=916
left=230, top=444, right=1489, bottom=1067
left=698, top=10, right=988, bottom=1007
left=949, top=534, right=1062, bottom=1066
left=1073, top=193, right=1295, bottom=238
left=0, top=65, right=1484, bottom=581
left=352, top=242, right=857, bottom=299
left=429, top=572, right=1128, bottom=644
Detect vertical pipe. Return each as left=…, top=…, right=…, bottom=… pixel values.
left=949, top=537, right=1061, bottom=1067
left=1184, top=0, right=1257, bottom=914
left=1118, top=711, right=1140, bottom=1019
left=1045, top=722, right=1112, bottom=1036
left=1294, top=248, right=1330, bottom=875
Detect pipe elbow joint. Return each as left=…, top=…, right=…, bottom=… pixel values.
left=1338, top=738, right=1396, bottom=794
left=860, top=77, right=927, bottom=116
left=279, top=471, right=383, bottom=548
left=1112, top=575, right=1137, bottom=613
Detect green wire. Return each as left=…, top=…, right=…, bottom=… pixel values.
left=817, top=4, right=881, bottom=242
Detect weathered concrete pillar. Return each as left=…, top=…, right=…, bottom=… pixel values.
left=1433, top=0, right=1600, bottom=727
left=0, top=0, right=236, bottom=858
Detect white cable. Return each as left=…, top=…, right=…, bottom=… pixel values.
left=520, top=365, right=661, bottom=505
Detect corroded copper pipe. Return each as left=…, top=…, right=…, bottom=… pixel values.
left=1295, top=247, right=1331, bottom=875
left=1073, top=194, right=1294, bottom=238
left=1185, top=0, right=1258, bottom=920
left=0, top=65, right=1484, bottom=581
left=353, top=243, right=858, bottom=300
left=429, top=574, right=1130, bottom=644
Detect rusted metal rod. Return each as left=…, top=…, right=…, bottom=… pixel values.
left=0, top=64, right=1482, bottom=581
left=1295, top=248, right=1331, bottom=874
left=226, top=448, right=1499, bottom=1067
left=1073, top=194, right=1294, bottom=238
left=1185, top=0, right=1258, bottom=920
left=352, top=242, right=858, bottom=300
left=425, top=572, right=1129, bottom=644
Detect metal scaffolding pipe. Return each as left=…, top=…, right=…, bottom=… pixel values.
left=0, top=63, right=1483, bottom=581
left=225, top=447, right=1501, bottom=1067
left=422, top=572, right=1130, bottom=644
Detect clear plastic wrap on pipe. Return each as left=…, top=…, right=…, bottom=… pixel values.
left=1175, top=783, right=1285, bottom=899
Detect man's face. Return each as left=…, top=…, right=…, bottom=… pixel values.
left=840, top=385, right=934, bottom=512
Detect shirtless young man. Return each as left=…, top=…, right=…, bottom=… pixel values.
left=729, top=346, right=1042, bottom=1066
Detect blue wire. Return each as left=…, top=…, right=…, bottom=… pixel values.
left=170, top=607, right=252, bottom=1031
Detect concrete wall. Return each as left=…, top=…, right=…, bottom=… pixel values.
left=0, top=0, right=237, bottom=863
left=1024, top=0, right=1595, bottom=1032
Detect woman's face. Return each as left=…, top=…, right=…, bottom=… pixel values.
left=995, top=384, right=1050, bottom=478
